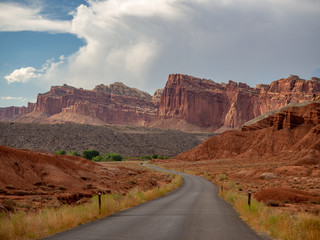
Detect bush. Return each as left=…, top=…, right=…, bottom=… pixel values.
left=69, top=150, right=80, bottom=156
left=158, top=156, right=171, bottom=160
left=102, top=153, right=122, bottom=162
left=92, top=156, right=102, bottom=162
left=141, top=155, right=151, bottom=160
left=151, top=154, right=158, bottom=159
left=54, top=150, right=66, bottom=155
left=82, top=150, right=100, bottom=160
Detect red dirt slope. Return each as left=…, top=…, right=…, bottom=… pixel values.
left=176, top=102, right=320, bottom=161
left=0, top=146, right=168, bottom=211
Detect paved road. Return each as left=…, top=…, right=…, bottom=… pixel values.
left=45, top=165, right=267, bottom=240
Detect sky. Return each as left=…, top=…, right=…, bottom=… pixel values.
left=0, top=0, right=320, bottom=107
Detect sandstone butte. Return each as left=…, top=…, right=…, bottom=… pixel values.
left=1, top=74, right=320, bottom=132
left=175, top=101, right=320, bottom=161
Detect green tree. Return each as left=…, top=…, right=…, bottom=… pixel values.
left=141, top=155, right=151, bottom=160
left=69, top=150, right=80, bottom=156
left=54, top=150, right=66, bottom=155
left=82, top=150, right=100, bottom=160
left=92, top=156, right=102, bottom=162
left=151, top=154, right=158, bottom=159
left=102, top=153, right=122, bottom=161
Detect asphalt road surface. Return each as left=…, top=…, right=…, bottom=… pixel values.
left=45, top=165, right=267, bottom=240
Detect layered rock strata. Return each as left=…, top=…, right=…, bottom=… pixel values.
left=176, top=102, right=320, bottom=161
left=0, top=103, right=35, bottom=121
left=18, top=83, right=159, bottom=126
left=155, top=74, right=320, bottom=131
left=1, top=74, right=319, bottom=131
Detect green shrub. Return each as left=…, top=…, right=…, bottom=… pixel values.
left=82, top=150, right=99, bottom=160
left=151, top=154, right=158, bottom=159
left=141, top=155, right=151, bottom=160
left=54, top=150, right=66, bottom=155
left=92, top=156, right=102, bottom=162
left=69, top=150, right=80, bottom=156
left=102, top=153, right=122, bottom=161
left=158, top=156, right=171, bottom=160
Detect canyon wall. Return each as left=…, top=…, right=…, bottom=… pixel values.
left=0, top=103, right=35, bottom=121
left=1, top=74, right=319, bottom=132
left=17, top=83, right=160, bottom=126
left=154, top=74, right=320, bottom=131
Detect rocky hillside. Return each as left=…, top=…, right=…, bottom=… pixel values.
left=16, top=83, right=162, bottom=126
left=0, top=102, right=35, bottom=121
left=176, top=101, right=320, bottom=161
left=154, top=74, right=320, bottom=131
left=1, top=74, right=319, bottom=132
left=0, top=122, right=213, bottom=157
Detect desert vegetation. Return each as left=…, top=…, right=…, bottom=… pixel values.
left=92, top=152, right=123, bottom=162
left=0, top=122, right=213, bottom=157
left=217, top=178, right=320, bottom=240
left=0, top=174, right=182, bottom=240
left=54, top=150, right=66, bottom=155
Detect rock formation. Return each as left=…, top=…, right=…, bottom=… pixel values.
left=0, top=102, right=35, bottom=121
left=1, top=74, right=319, bottom=132
left=154, top=74, right=320, bottom=131
left=175, top=102, right=320, bottom=161
left=18, top=83, right=158, bottom=126
left=152, top=89, right=164, bottom=107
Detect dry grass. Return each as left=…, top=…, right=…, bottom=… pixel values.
left=0, top=174, right=182, bottom=240
left=219, top=180, right=320, bottom=240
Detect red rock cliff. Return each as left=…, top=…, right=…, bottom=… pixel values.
left=0, top=102, right=35, bottom=121
left=176, top=102, right=320, bottom=161
left=24, top=83, right=157, bottom=126
left=156, top=74, right=320, bottom=130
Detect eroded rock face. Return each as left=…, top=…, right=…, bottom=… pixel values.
left=0, top=103, right=35, bottom=121
left=152, top=89, right=164, bottom=107
left=20, top=83, right=158, bottom=126
left=157, top=74, right=229, bottom=128
left=176, top=102, right=320, bottom=161
left=1, top=74, right=319, bottom=131
left=156, top=74, right=320, bottom=130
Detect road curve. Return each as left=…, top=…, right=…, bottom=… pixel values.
left=45, top=165, right=267, bottom=240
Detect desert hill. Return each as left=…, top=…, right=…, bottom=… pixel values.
left=1, top=74, right=319, bottom=132
left=0, top=122, right=213, bottom=157
left=176, top=101, right=320, bottom=161
left=0, top=145, right=172, bottom=211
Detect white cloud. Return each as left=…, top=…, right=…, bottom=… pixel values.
left=0, top=96, right=27, bottom=102
left=2, top=0, right=320, bottom=91
left=5, top=67, right=38, bottom=83
left=52, top=0, right=320, bottom=90
left=4, top=56, right=65, bottom=84
left=0, top=2, right=71, bottom=33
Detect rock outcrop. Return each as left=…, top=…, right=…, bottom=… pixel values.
left=154, top=74, right=320, bottom=131
left=0, top=103, right=35, bottom=121
left=1, top=74, right=319, bottom=131
left=152, top=89, right=164, bottom=107
left=18, top=83, right=158, bottom=126
left=175, top=102, right=320, bottom=161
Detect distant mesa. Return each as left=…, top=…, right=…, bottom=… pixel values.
left=1, top=74, right=320, bottom=132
